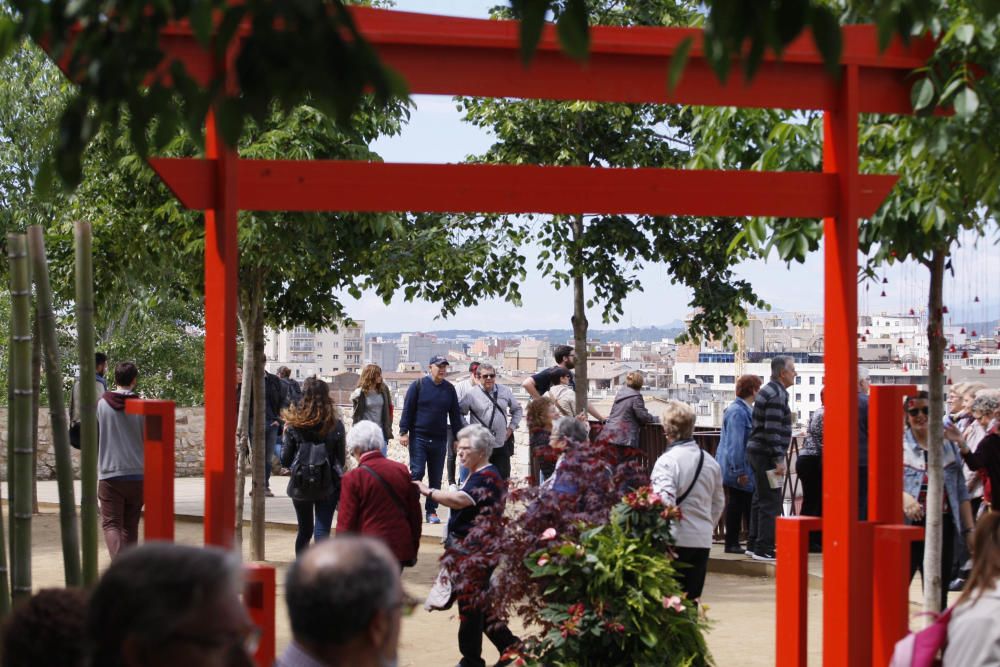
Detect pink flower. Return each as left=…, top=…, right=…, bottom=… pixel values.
left=537, top=554, right=550, bottom=567
left=541, top=527, right=558, bottom=541
left=663, top=595, right=685, bottom=613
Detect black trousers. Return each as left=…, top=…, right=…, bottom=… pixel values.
left=724, top=486, right=752, bottom=549
left=910, top=516, right=955, bottom=612
left=748, top=451, right=783, bottom=555
left=674, top=546, right=710, bottom=601
left=457, top=596, right=519, bottom=667
left=796, top=454, right=823, bottom=549
left=489, top=444, right=511, bottom=480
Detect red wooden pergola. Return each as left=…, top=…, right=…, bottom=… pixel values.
left=42, top=7, right=936, bottom=666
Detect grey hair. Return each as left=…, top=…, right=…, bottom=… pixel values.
left=87, top=543, right=243, bottom=667
left=477, top=362, right=496, bottom=375
left=971, top=394, right=1000, bottom=417
left=771, top=355, right=793, bottom=378
left=456, top=424, right=495, bottom=455
left=554, top=416, right=589, bottom=443
left=347, top=420, right=384, bottom=454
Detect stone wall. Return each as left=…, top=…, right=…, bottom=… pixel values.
left=0, top=407, right=208, bottom=481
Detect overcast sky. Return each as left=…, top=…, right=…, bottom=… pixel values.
left=340, top=0, right=1000, bottom=333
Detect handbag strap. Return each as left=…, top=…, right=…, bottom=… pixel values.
left=676, top=449, right=705, bottom=505
left=360, top=464, right=408, bottom=517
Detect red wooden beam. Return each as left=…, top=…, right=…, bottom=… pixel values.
left=872, top=525, right=923, bottom=667
left=869, top=384, right=916, bottom=523
left=776, top=516, right=822, bottom=667
left=148, top=158, right=898, bottom=219
left=125, top=399, right=175, bottom=542
left=243, top=564, right=276, bottom=667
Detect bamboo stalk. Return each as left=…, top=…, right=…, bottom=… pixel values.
left=0, top=313, right=12, bottom=614
left=74, top=222, right=99, bottom=585
left=28, top=226, right=82, bottom=586
left=6, top=321, right=13, bottom=591
left=31, top=311, right=40, bottom=515
left=8, top=233, right=33, bottom=602
left=250, top=293, right=266, bottom=561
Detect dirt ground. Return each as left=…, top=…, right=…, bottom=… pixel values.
left=27, top=510, right=814, bottom=666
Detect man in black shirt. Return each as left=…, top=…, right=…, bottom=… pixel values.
left=522, top=345, right=603, bottom=420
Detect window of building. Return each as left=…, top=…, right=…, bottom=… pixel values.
left=795, top=375, right=802, bottom=384
left=696, top=374, right=714, bottom=384
left=809, top=376, right=815, bottom=385
left=797, top=410, right=802, bottom=420
left=809, top=393, right=815, bottom=402
left=333, top=355, right=339, bottom=359
left=795, top=393, right=801, bottom=401
left=719, top=375, right=735, bottom=384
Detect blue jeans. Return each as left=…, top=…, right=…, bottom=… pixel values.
left=409, top=434, right=446, bottom=515
left=291, top=495, right=337, bottom=556
left=264, top=423, right=279, bottom=488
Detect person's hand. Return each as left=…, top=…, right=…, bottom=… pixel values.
left=575, top=411, right=588, bottom=423
left=505, top=427, right=514, bottom=440
left=903, top=495, right=924, bottom=522
left=413, top=480, right=430, bottom=496
left=399, top=433, right=409, bottom=447
left=945, top=423, right=966, bottom=446
left=965, top=531, right=975, bottom=556
left=737, top=474, right=749, bottom=487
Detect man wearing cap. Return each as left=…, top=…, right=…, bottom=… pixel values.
left=399, top=356, right=465, bottom=524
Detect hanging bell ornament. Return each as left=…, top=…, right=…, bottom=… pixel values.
left=961, top=328, right=967, bottom=334
left=898, top=337, right=904, bottom=344
left=943, top=306, right=949, bottom=314
left=880, top=290, right=887, bottom=297
left=882, top=277, right=889, bottom=284
left=981, top=368, right=987, bottom=375
left=909, top=308, right=916, bottom=315
left=972, top=330, right=978, bottom=337
left=962, top=350, right=969, bottom=359
left=975, top=296, right=981, bottom=303
left=950, top=345, right=957, bottom=353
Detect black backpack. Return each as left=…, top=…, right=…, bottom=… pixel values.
left=291, top=440, right=336, bottom=501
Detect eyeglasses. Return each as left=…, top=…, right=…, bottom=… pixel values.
left=478, top=373, right=496, bottom=379
left=907, top=407, right=929, bottom=417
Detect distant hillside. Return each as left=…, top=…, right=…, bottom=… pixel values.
left=368, top=323, right=685, bottom=344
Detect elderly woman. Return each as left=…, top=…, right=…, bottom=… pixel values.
left=336, top=421, right=422, bottom=569
left=715, top=374, right=762, bottom=554
left=414, top=425, right=519, bottom=667
left=603, top=371, right=660, bottom=451
left=902, top=391, right=976, bottom=611
left=956, top=393, right=1000, bottom=515
left=651, top=400, right=724, bottom=601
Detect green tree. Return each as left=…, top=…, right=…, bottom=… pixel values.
left=461, top=0, right=766, bottom=413
left=687, top=1, right=999, bottom=613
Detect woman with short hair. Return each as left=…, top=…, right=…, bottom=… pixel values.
left=956, top=393, right=1000, bottom=516
left=603, top=371, right=660, bottom=451
left=280, top=378, right=346, bottom=555
left=415, top=425, right=520, bottom=667
left=351, top=364, right=394, bottom=455
left=544, top=367, right=575, bottom=417
left=715, top=374, right=762, bottom=554
left=651, top=400, right=724, bottom=600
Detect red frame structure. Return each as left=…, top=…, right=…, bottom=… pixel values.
left=41, top=7, right=936, bottom=666
left=125, top=399, right=176, bottom=541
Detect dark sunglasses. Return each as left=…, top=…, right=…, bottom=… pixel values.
left=478, top=373, right=496, bottom=379
left=907, top=407, right=929, bottom=417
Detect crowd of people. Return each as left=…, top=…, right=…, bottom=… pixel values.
left=21, top=346, right=1000, bottom=666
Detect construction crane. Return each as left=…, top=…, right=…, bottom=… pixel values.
left=734, top=322, right=747, bottom=378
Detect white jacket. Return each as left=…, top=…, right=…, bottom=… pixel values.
left=943, top=582, right=1000, bottom=667
left=650, top=439, right=724, bottom=549
left=545, top=384, right=576, bottom=417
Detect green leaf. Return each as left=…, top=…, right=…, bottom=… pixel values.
left=810, top=6, right=842, bottom=75
left=954, top=24, right=974, bottom=45
left=910, top=78, right=934, bottom=111
left=556, top=0, right=590, bottom=61
left=190, top=0, right=214, bottom=47
left=518, top=0, right=549, bottom=65
left=954, top=87, right=979, bottom=119
left=667, top=37, right=693, bottom=93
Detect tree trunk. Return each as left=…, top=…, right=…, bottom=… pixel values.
left=234, top=296, right=255, bottom=551
left=923, top=247, right=947, bottom=614
left=74, top=221, right=100, bottom=585
left=570, top=214, right=589, bottom=414
left=30, top=312, right=40, bottom=515
left=249, top=271, right=267, bottom=561
left=8, top=233, right=33, bottom=602
left=28, top=226, right=82, bottom=587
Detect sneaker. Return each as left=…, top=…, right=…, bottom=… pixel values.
left=426, top=513, right=441, bottom=524
left=751, top=551, right=776, bottom=563
left=745, top=549, right=755, bottom=557
left=263, top=487, right=274, bottom=498
left=948, top=577, right=966, bottom=592
left=724, top=545, right=744, bottom=554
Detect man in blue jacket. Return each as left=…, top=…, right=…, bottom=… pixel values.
left=399, top=356, right=464, bottom=524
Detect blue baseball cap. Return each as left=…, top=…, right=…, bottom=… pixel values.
left=429, top=355, right=450, bottom=367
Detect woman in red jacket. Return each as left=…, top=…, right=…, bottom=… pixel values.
left=336, top=420, right=423, bottom=569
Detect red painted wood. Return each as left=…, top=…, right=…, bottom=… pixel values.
left=148, top=158, right=899, bottom=219
left=243, top=564, right=276, bottom=667
left=203, top=104, right=239, bottom=549
left=776, top=516, right=822, bottom=667
left=869, top=385, right=916, bottom=523
left=872, top=525, right=923, bottom=667
left=821, top=65, right=863, bottom=667
left=125, top=399, right=175, bottom=542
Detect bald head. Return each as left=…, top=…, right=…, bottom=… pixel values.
left=285, top=537, right=400, bottom=650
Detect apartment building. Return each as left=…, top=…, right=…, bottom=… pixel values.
left=265, top=320, right=365, bottom=380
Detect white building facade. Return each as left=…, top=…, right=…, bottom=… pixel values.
left=265, top=320, right=365, bottom=380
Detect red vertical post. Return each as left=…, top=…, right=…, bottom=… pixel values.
left=872, top=525, right=923, bottom=666
left=244, top=563, right=276, bottom=667
left=203, top=56, right=239, bottom=548
left=821, top=63, right=863, bottom=667
left=776, top=516, right=822, bottom=667
left=126, top=399, right=175, bottom=541
left=868, top=385, right=916, bottom=523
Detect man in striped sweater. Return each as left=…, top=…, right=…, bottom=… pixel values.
left=745, top=355, right=796, bottom=562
